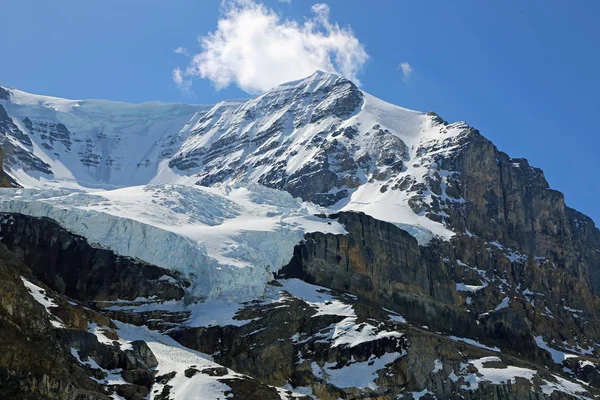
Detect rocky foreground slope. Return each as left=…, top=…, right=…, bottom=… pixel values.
left=1, top=73, right=600, bottom=399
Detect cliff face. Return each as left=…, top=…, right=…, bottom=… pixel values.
left=0, top=213, right=188, bottom=302
left=0, top=244, right=109, bottom=400
left=0, top=215, right=185, bottom=399
left=283, top=212, right=448, bottom=299
left=415, top=129, right=600, bottom=295
left=0, top=147, right=16, bottom=188
left=281, top=211, right=600, bottom=362
left=280, top=212, right=472, bottom=336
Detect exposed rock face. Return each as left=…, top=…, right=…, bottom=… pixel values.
left=0, top=229, right=167, bottom=399
left=22, top=116, right=73, bottom=151
left=0, top=86, right=9, bottom=100
left=0, top=103, right=53, bottom=176
left=0, top=245, right=109, bottom=400
left=0, top=213, right=188, bottom=302
left=280, top=212, right=474, bottom=337
left=280, top=211, right=600, bottom=371
left=283, top=212, right=455, bottom=303
left=0, top=147, right=16, bottom=188
left=405, top=127, right=600, bottom=297
left=0, top=104, right=32, bottom=148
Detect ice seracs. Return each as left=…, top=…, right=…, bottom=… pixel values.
left=0, top=184, right=345, bottom=300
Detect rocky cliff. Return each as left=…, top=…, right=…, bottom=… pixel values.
left=0, top=147, right=17, bottom=188
left=0, top=244, right=110, bottom=400
left=282, top=211, right=600, bottom=359
left=408, top=126, right=600, bottom=296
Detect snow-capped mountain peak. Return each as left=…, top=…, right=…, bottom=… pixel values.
left=269, top=69, right=345, bottom=91
left=0, top=73, right=474, bottom=247
left=4, top=73, right=600, bottom=400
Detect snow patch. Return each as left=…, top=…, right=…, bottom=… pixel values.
left=311, top=351, right=404, bottom=390
left=20, top=276, right=64, bottom=328
left=460, top=356, right=537, bottom=391
left=448, top=336, right=500, bottom=352
left=534, top=335, right=579, bottom=364
left=456, top=282, right=487, bottom=293
left=494, top=297, right=510, bottom=311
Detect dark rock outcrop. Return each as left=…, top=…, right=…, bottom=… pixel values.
left=0, top=86, right=10, bottom=100
left=0, top=104, right=53, bottom=176
left=284, top=212, right=455, bottom=302
left=280, top=211, right=600, bottom=365
left=0, top=104, right=31, bottom=148
left=0, top=147, right=17, bottom=188
left=411, top=128, right=600, bottom=298
left=22, top=116, right=73, bottom=151
left=0, top=213, right=188, bottom=302
left=280, top=212, right=473, bottom=336
left=0, top=244, right=109, bottom=400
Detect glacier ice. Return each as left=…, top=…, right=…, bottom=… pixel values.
left=0, top=184, right=345, bottom=300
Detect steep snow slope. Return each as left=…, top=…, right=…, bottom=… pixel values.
left=0, top=87, right=211, bottom=188
left=0, top=184, right=344, bottom=299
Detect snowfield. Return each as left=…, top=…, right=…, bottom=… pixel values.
left=3, top=87, right=209, bottom=188
left=0, top=184, right=344, bottom=300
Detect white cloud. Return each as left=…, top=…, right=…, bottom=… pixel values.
left=174, top=47, right=189, bottom=57
left=311, top=3, right=329, bottom=16
left=278, top=0, right=291, bottom=4
left=172, top=0, right=368, bottom=94
left=398, top=62, right=413, bottom=80
left=172, top=67, right=192, bottom=92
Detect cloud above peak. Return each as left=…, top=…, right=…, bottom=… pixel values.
left=172, top=1, right=368, bottom=94
left=398, top=62, right=413, bottom=80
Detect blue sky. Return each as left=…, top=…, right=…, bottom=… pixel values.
left=2, top=0, right=599, bottom=223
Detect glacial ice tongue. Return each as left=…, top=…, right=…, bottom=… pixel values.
left=0, top=184, right=346, bottom=300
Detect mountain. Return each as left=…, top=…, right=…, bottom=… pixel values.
left=1, top=73, right=600, bottom=400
